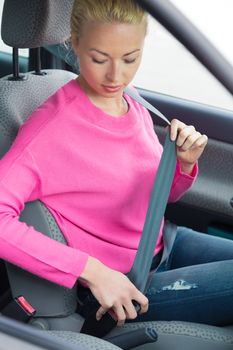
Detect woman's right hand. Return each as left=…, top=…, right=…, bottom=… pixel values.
left=79, top=256, right=149, bottom=326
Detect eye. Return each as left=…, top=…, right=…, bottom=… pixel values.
left=92, top=58, right=107, bottom=64
left=124, top=58, right=137, bottom=64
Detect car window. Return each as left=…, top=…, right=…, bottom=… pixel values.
left=171, top=0, right=233, bottom=66
left=0, top=0, right=28, bottom=57
left=132, top=15, right=233, bottom=111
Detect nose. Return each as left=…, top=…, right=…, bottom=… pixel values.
left=106, top=61, right=121, bottom=83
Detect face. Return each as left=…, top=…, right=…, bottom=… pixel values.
left=72, top=21, right=146, bottom=99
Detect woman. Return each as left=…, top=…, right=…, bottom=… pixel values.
left=0, top=0, right=232, bottom=327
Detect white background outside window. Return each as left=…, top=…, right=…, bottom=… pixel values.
left=132, top=0, right=233, bottom=110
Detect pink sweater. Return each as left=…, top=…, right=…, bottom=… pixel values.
left=0, top=80, right=197, bottom=288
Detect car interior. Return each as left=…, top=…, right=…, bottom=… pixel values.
left=0, top=0, right=233, bottom=349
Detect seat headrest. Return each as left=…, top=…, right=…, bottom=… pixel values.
left=1, top=0, right=74, bottom=48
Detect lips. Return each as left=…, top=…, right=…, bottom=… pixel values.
left=102, top=85, right=122, bottom=93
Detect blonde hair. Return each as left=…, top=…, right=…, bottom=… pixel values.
left=71, top=0, right=147, bottom=38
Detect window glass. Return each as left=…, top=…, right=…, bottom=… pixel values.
left=171, top=0, right=233, bottom=66
left=0, top=0, right=28, bottom=57
left=132, top=12, right=233, bottom=111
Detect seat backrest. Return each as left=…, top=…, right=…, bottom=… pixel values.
left=0, top=0, right=84, bottom=330
left=0, top=0, right=75, bottom=157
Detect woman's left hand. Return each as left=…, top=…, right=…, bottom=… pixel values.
left=170, top=119, right=208, bottom=174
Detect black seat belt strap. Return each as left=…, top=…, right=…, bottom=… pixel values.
left=80, top=88, right=177, bottom=338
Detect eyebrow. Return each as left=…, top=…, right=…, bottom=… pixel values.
left=89, top=48, right=140, bottom=57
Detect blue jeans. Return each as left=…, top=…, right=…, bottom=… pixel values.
left=137, top=227, right=233, bottom=326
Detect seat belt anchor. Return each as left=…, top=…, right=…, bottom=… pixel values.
left=16, top=295, right=36, bottom=316
left=2, top=295, right=36, bottom=322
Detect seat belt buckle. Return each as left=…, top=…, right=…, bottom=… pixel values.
left=81, top=299, right=141, bottom=338
left=81, top=302, right=117, bottom=338
left=2, top=295, right=36, bottom=322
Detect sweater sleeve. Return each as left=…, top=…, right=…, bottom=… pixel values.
left=0, top=147, right=88, bottom=288
left=168, top=160, right=198, bottom=203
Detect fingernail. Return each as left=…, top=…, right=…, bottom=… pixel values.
left=170, top=133, right=175, bottom=141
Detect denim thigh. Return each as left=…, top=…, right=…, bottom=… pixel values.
left=168, top=226, right=233, bottom=269
left=137, top=227, right=233, bottom=326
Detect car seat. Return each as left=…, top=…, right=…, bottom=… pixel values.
left=0, top=1, right=233, bottom=349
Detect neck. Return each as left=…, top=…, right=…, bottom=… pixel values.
left=76, top=76, right=128, bottom=117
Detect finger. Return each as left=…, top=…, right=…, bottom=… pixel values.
left=138, top=296, right=149, bottom=314
left=194, top=134, right=208, bottom=148
left=170, top=119, right=186, bottom=141
left=133, top=293, right=149, bottom=315
left=112, top=304, right=126, bottom=327
left=123, top=301, right=138, bottom=320
left=178, top=131, right=201, bottom=151
left=181, top=133, right=208, bottom=152
left=176, top=125, right=196, bottom=147
left=96, top=306, right=108, bottom=321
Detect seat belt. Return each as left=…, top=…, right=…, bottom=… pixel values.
left=80, top=87, right=177, bottom=338
left=125, top=88, right=177, bottom=292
